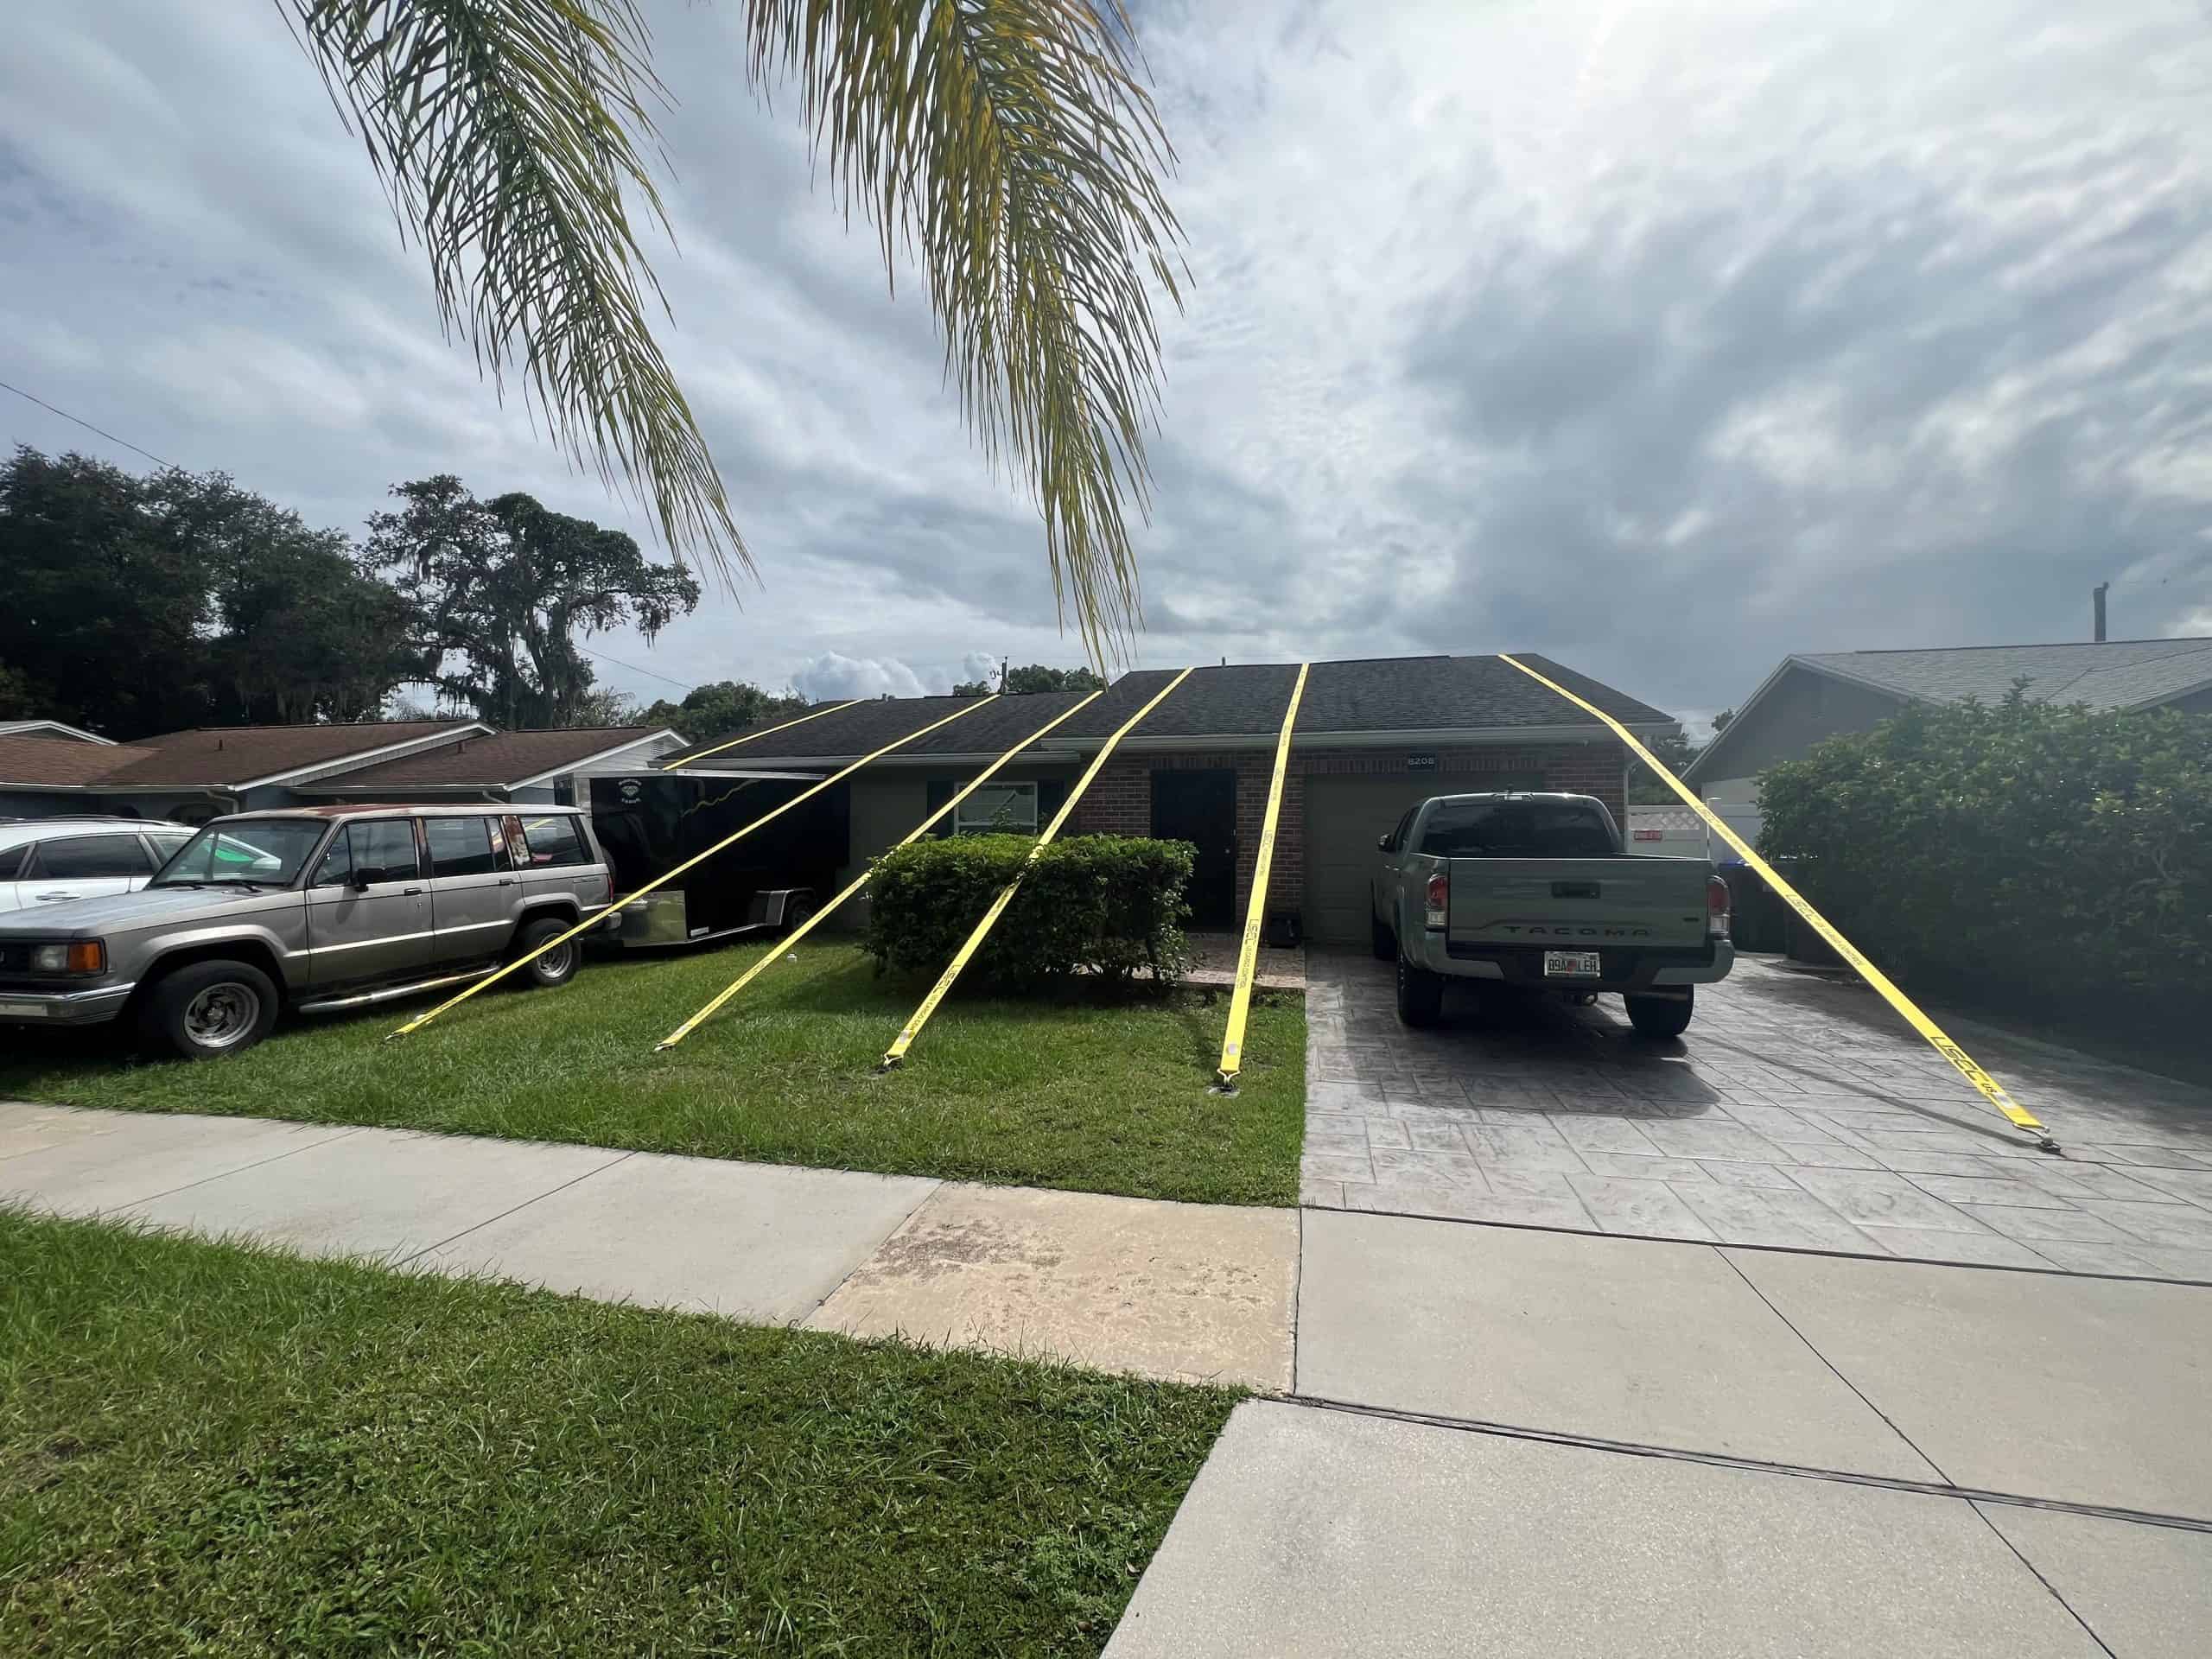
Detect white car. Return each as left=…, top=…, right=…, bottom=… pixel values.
left=0, top=817, right=197, bottom=915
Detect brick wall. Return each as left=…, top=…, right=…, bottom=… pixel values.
left=1068, top=740, right=1630, bottom=926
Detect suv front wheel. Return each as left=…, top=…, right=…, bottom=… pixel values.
left=511, top=916, right=581, bottom=990
left=140, top=959, right=281, bottom=1060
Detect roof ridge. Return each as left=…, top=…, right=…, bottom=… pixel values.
left=1812, top=638, right=2211, bottom=657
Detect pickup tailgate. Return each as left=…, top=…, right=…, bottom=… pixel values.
left=1446, top=856, right=1710, bottom=950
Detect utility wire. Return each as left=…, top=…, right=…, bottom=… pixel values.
left=3, top=375, right=705, bottom=697
left=0, top=377, right=181, bottom=470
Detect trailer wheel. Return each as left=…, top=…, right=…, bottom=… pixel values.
left=780, top=893, right=817, bottom=936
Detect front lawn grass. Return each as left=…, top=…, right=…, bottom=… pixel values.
left=0, top=942, right=1304, bottom=1206
left=0, top=1212, right=1236, bottom=1656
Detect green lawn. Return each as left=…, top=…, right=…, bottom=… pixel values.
left=0, top=1212, right=1236, bottom=1656
left=0, top=942, right=1305, bottom=1207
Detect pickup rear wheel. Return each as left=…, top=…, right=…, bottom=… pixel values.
left=1395, top=955, right=1444, bottom=1027
left=511, top=917, right=580, bottom=989
left=1624, top=989, right=1694, bottom=1039
left=139, top=959, right=280, bottom=1060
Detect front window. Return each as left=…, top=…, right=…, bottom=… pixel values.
left=954, top=782, right=1039, bottom=836
left=152, top=818, right=331, bottom=888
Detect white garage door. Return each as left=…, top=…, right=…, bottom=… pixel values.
left=1300, top=772, right=1545, bottom=944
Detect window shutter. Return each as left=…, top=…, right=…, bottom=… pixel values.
left=1037, top=778, right=1068, bottom=830
left=925, top=779, right=956, bottom=837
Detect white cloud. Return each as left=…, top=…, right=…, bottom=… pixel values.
left=790, top=652, right=933, bottom=702
left=3, top=0, right=2208, bottom=729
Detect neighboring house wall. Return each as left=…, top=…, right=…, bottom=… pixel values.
left=1694, top=670, right=1904, bottom=803
left=2171, top=685, right=2212, bottom=716
left=543, top=733, right=688, bottom=803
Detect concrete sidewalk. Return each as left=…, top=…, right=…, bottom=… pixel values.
left=0, top=1101, right=1297, bottom=1389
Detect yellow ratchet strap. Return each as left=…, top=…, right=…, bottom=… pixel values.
left=389, top=695, right=1001, bottom=1038
left=880, top=667, right=1195, bottom=1069
left=1214, top=663, right=1308, bottom=1090
left=666, top=698, right=861, bottom=767
left=654, top=687, right=1111, bottom=1050
left=1497, top=653, right=2052, bottom=1147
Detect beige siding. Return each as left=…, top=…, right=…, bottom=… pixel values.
left=1701, top=669, right=1906, bottom=786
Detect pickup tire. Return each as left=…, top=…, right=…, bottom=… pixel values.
left=138, top=958, right=281, bottom=1060
left=1395, top=955, right=1444, bottom=1027
left=1370, top=914, right=1395, bottom=961
left=1624, top=989, right=1694, bottom=1039
left=510, top=916, right=581, bottom=990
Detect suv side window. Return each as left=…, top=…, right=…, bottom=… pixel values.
left=517, top=813, right=588, bottom=868
left=351, top=820, right=422, bottom=885
left=424, top=816, right=498, bottom=877
left=28, top=834, right=155, bottom=879
left=312, top=827, right=354, bottom=887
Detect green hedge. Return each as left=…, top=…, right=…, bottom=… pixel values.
left=865, top=834, right=1193, bottom=989
left=1758, top=691, right=2212, bottom=1016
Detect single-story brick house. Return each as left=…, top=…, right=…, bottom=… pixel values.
left=0, top=721, right=683, bottom=823
left=669, top=654, right=1672, bottom=944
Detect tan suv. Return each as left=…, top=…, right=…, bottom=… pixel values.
left=0, top=804, right=615, bottom=1058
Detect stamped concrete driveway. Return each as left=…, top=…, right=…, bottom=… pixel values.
left=1300, top=950, right=2212, bottom=1281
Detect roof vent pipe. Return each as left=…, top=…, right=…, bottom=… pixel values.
left=2093, top=582, right=2108, bottom=643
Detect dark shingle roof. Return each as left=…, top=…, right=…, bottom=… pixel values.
left=94, top=721, right=481, bottom=786
left=673, top=654, right=1669, bottom=763
left=318, top=727, right=674, bottom=788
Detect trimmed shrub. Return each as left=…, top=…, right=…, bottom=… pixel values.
left=1758, top=691, right=2212, bottom=1019
left=865, top=834, right=1193, bottom=989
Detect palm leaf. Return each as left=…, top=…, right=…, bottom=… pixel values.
left=285, top=1, right=1183, bottom=653
left=283, top=0, right=747, bottom=577
left=742, top=0, right=1185, bottom=656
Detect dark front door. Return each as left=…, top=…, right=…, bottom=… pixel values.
left=1151, top=768, right=1237, bottom=928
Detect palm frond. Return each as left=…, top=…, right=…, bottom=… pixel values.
left=283, top=0, right=748, bottom=581
left=743, top=0, right=1185, bottom=658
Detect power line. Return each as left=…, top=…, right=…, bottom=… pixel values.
left=3, top=375, right=706, bottom=696
left=575, top=642, right=696, bottom=692
left=0, top=377, right=181, bottom=471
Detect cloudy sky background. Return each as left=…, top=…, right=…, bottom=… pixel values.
left=4, top=0, right=2209, bottom=728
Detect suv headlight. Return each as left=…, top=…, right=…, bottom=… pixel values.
left=32, top=941, right=106, bottom=975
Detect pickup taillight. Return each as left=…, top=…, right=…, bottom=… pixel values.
left=1707, top=874, right=1732, bottom=939
left=1425, top=872, right=1448, bottom=930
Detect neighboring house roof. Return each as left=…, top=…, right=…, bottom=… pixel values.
left=0, top=734, right=161, bottom=786
left=98, top=721, right=488, bottom=787
left=1795, top=639, right=2212, bottom=712
left=0, top=720, right=112, bottom=744
left=671, top=654, right=1672, bottom=765
left=1683, top=637, right=2212, bottom=785
left=313, top=727, right=683, bottom=791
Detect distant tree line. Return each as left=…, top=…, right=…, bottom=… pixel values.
left=0, top=447, right=698, bottom=739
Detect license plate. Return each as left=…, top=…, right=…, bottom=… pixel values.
left=0, top=1001, right=47, bottom=1017
left=1542, top=950, right=1602, bottom=979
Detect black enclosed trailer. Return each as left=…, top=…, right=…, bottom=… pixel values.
left=587, top=770, right=848, bottom=948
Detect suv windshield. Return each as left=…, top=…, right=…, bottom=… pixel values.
left=152, top=819, right=330, bottom=888
left=1419, top=799, right=1617, bottom=859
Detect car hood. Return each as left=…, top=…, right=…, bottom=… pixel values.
left=0, top=886, right=299, bottom=937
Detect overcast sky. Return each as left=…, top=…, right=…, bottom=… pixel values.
left=4, top=1, right=2209, bottom=728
